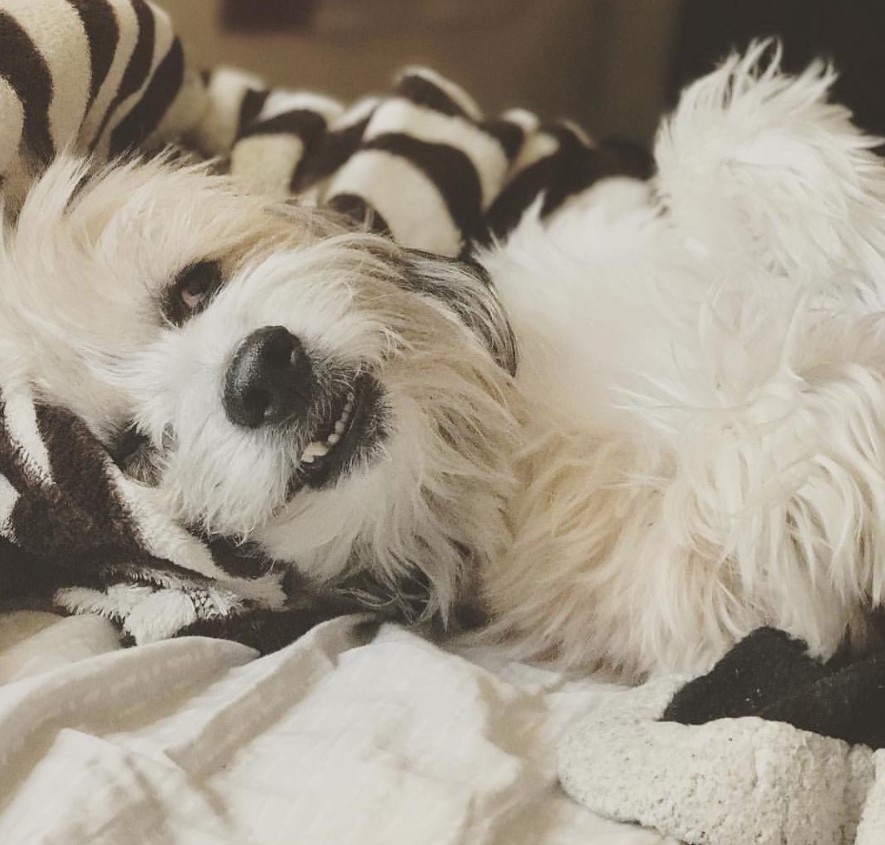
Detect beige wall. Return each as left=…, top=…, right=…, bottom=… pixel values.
left=161, top=0, right=679, bottom=143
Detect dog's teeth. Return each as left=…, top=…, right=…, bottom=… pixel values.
left=302, top=441, right=330, bottom=459
left=299, top=391, right=357, bottom=465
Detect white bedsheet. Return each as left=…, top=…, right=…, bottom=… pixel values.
left=0, top=611, right=670, bottom=845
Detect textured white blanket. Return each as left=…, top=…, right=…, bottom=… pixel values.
left=559, top=676, right=885, bottom=845
left=0, top=611, right=668, bottom=844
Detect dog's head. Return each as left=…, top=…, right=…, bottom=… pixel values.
left=3, top=155, right=520, bottom=623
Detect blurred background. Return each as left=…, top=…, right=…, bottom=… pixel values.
left=162, top=0, right=885, bottom=145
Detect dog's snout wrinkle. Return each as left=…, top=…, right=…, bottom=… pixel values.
left=223, top=326, right=315, bottom=429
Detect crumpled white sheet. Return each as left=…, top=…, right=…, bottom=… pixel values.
left=0, top=611, right=670, bottom=845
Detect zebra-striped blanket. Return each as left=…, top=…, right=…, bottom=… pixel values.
left=0, top=0, right=648, bottom=650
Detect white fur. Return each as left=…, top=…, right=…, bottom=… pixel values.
left=478, top=47, right=885, bottom=676
left=7, top=48, right=885, bottom=679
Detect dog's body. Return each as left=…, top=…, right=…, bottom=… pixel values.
left=485, top=52, right=885, bottom=676
left=6, top=51, right=885, bottom=679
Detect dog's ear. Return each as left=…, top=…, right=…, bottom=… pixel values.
left=655, top=42, right=885, bottom=299
left=401, top=248, right=518, bottom=376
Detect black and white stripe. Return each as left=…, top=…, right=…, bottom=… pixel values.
left=222, top=67, right=648, bottom=255
left=0, top=0, right=648, bottom=241
left=0, top=0, right=198, bottom=195
left=487, top=125, right=654, bottom=239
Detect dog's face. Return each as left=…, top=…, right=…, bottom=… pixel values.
left=2, top=156, right=519, bottom=621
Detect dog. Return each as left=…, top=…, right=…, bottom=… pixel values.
left=6, top=49, right=885, bottom=679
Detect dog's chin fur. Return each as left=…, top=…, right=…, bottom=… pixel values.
left=7, top=45, right=885, bottom=679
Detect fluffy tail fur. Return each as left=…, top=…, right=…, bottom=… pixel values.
left=655, top=41, right=885, bottom=303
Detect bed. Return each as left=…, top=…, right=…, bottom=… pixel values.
left=0, top=611, right=668, bottom=844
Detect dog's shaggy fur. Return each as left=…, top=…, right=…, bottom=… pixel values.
left=7, top=48, right=885, bottom=678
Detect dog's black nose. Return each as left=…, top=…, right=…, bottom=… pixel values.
left=223, top=326, right=314, bottom=428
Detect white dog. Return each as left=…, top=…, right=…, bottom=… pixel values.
left=5, top=50, right=885, bottom=679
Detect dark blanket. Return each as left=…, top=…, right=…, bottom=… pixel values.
left=664, top=627, right=885, bottom=749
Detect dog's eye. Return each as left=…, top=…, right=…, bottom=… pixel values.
left=165, top=261, right=223, bottom=325
left=178, top=261, right=222, bottom=311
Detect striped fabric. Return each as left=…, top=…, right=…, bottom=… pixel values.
left=208, top=65, right=651, bottom=256
left=0, top=0, right=650, bottom=650
left=0, top=0, right=205, bottom=205
left=0, top=0, right=650, bottom=249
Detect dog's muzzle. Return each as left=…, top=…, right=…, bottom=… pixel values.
left=222, top=326, right=316, bottom=428
left=221, top=326, right=386, bottom=492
